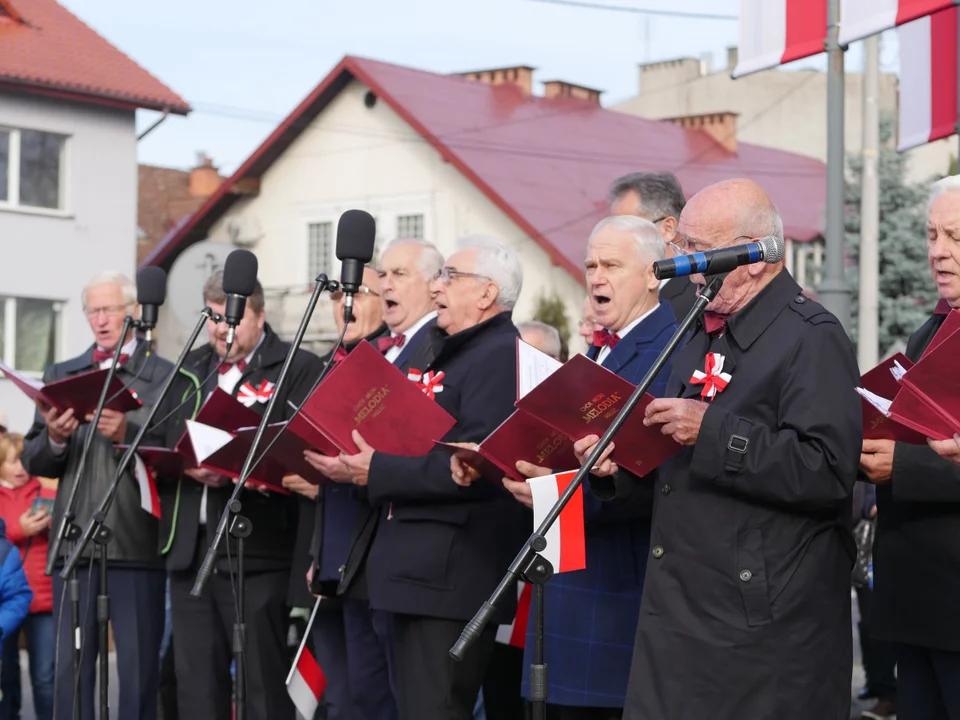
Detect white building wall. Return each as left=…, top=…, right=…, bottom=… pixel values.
left=0, top=92, right=137, bottom=434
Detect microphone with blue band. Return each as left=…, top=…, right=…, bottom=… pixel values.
left=652, top=235, right=786, bottom=280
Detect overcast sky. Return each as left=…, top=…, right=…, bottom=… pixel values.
left=61, top=0, right=900, bottom=174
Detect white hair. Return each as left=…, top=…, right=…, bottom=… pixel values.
left=378, top=238, right=444, bottom=281
left=82, top=271, right=136, bottom=308
left=517, top=321, right=561, bottom=360
left=929, top=175, right=960, bottom=214
left=587, top=215, right=666, bottom=262
left=455, top=234, right=523, bottom=311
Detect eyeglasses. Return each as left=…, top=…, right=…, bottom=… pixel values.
left=84, top=304, right=129, bottom=319
left=674, top=234, right=754, bottom=255
left=331, top=286, right=380, bottom=302
left=431, top=267, right=490, bottom=285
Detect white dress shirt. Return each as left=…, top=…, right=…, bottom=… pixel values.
left=383, top=311, right=437, bottom=365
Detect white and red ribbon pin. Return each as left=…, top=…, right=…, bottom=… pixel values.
left=407, top=369, right=445, bottom=400
left=237, top=379, right=274, bottom=407
left=689, top=353, right=732, bottom=401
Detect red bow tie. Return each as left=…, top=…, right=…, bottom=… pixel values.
left=593, top=329, right=620, bottom=349
left=93, top=349, right=129, bottom=365
left=934, top=299, right=952, bottom=315
left=332, top=347, right=348, bottom=363
left=703, top=312, right=729, bottom=337
left=218, top=359, right=247, bottom=375
left=376, top=335, right=406, bottom=353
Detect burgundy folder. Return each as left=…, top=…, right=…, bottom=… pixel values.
left=515, top=354, right=680, bottom=477
left=115, top=445, right=187, bottom=478
left=0, top=361, right=141, bottom=417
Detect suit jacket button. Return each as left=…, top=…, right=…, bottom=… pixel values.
left=739, top=569, right=753, bottom=582
left=652, top=545, right=664, bottom=559
left=661, top=484, right=672, bottom=495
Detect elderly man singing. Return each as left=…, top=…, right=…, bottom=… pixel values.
left=316, top=235, right=529, bottom=720
left=581, top=179, right=862, bottom=720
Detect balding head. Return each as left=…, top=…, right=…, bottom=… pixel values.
left=677, top=178, right=785, bottom=315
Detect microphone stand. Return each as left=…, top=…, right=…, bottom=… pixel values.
left=46, top=314, right=134, bottom=720
left=449, top=275, right=726, bottom=719
left=190, top=275, right=340, bottom=720
left=59, top=308, right=223, bottom=720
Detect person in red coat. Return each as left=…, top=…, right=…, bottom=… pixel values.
left=0, top=432, right=54, bottom=720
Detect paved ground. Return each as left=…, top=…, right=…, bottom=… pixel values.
left=12, top=591, right=878, bottom=719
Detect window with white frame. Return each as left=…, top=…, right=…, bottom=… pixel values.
left=396, top=214, right=424, bottom=240
left=0, top=297, right=62, bottom=373
left=0, top=127, right=67, bottom=211
left=307, top=222, right=334, bottom=281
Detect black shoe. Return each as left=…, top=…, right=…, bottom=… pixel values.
left=858, top=686, right=878, bottom=700
left=861, top=698, right=896, bottom=719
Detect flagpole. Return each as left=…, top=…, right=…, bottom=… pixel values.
left=286, top=595, right=323, bottom=686
left=818, top=0, right=852, bottom=328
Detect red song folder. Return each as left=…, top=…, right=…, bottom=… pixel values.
left=115, top=445, right=187, bottom=478
left=435, top=409, right=579, bottom=482
left=232, top=414, right=337, bottom=486
left=0, top=361, right=141, bottom=417
left=299, top=340, right=456, bottom=457
left=896, top=323, right=960, bottom=437
left=515, top=354, right=680, bottom=477
left=921, top=308, right=960, bottom=359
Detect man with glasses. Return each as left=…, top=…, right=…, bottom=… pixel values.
left=22, top=271, right=178, bottom=720
left=609, top=171, right=698, bottom=322
left=322, top=235, right=529, bottom=720
left=161, top=269, right=324, bottom=720
left=582, top=179, right=861, bottom=720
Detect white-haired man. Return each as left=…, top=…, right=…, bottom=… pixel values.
left=517, top=320, right=564, bottom=361
left=865, top=176, right=960, bottom=720
left=22, top=271, right=177, bottom=720
left=580, top=179, right=861, bottom=719
left=321, top=235, right=529, bottom=720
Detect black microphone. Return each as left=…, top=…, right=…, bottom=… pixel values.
left=136, top=266, right=166, bottom=346
left=335, top=210, right=377, bottom=324
left=222, top=249, right=259, bottom=346
left=653, top=235, right=785, bottom=280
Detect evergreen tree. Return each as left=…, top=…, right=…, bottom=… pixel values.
left=532, top=291, right=572, bottom=360
left=845, top=116, right=939, bottom=357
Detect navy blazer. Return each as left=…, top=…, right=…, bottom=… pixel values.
left=522, top=300, right=678, bottom=708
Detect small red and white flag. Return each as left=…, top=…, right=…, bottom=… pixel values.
left=527, top=471, right=586, bottom=574
left=237, top=380, right=274, bottom=408
left=496, top=581, right=533, bottom=648
left=839, top=0, right=953, bottom=45
left=287, top=646, right=326, bottom=719
left=733, top=0, right=828, bottom=78
left=132, top=454, right=161, bottom=518
left=898, top=6, right=958, bottom=151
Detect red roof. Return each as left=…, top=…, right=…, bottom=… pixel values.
left=0, top=0, right=189, bottom=114
left=143, top=55, right=825, bottom=281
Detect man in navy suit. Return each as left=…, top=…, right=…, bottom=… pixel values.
left=306, top=240, right=443, bottom=720
left=496, top=216, right=678, bottom=720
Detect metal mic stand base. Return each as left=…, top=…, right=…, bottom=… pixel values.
left=229, top=511, right=251, bottom=720
left=60, top=520, right=83, bottom=720
left=93, top=526, right=112, bottom=720
left=520, top=548, right=554, bottom=720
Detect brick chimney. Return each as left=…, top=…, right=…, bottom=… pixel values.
left=189, top=152, right=221, bottom=198
left=662, top=112, right=739, bottom=153
left=456, top=65, right=535, bottom=95
left=542, top=80, right=602, bottom=104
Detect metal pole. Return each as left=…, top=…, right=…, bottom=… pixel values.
left=858, top=34, right=881, bottom=369
left=818, top=0, right=852, bottom=328
left=956, top=1, right=960, bottom=164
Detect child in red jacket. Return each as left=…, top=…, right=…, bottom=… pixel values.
left=0, top=433, right=54, bottom=720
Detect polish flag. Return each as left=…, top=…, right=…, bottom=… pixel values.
left=133, top=454, right=161, bottom=518
left=287, top=646, right=326, bottom=720
left=898, top=7, right=958, bottom=151
left=733, top=0, right=828, bottom=78
left=496, top=582, right=533, bottom=648
left=527, top=471, right=586, bottom=574
left=839, top=0, right=953, bottom=45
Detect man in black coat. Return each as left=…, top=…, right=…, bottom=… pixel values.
left=609, top=171, right=698, bottom=322
left=316, top=235, right=529, bottom=720
left=22, top=271, right=177, bottom=720
left=161, top=270, right=324, bottom=720
left=864, top=176, right=960, bottom=720
left=583, top=179, right=862, bottom=720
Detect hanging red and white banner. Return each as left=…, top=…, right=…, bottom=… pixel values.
left=527, top=471, right=586, bottom=574
left=733, top=0, right=828, bottom=78
left=898, top=7, right=958, bottom=151
left=840, top=0, right=954, bottom=45
left=287, top=646, right=326, bottom=719
left=496, top=581, right=533, bottom=648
